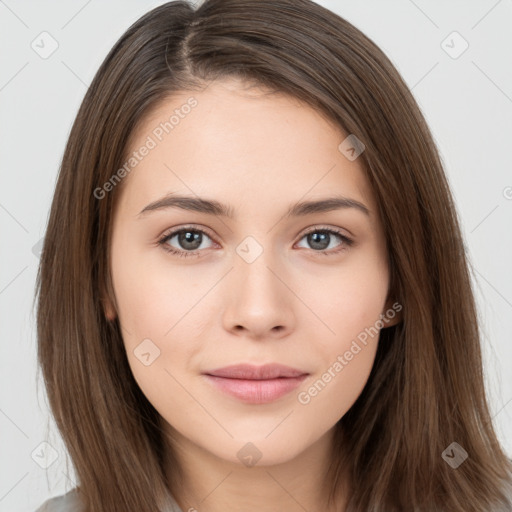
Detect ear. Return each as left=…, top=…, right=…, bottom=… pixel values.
left=100, top=277, right=117, bottom=321
left=381, top=296, right=403, bottom=328
left=101, top=296, right=117, bottom=321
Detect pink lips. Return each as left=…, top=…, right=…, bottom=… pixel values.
left=203, top=364, right=309, bottom=404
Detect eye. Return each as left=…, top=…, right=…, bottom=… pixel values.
left=158, top=226, right=215, bottom=258
left=295, top=227, right=354, bottom=255
left=157, top=225, right=354, bottom=258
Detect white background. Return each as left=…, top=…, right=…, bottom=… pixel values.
left=0, top=0, right=511, bottom=510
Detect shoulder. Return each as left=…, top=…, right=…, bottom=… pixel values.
left=34, top=487, right=184, bottom=512
left=35, top=488, right=84, bottom=512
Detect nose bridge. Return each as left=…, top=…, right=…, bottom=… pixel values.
left=233, top=233, right=284, bottom=302
left=222, top=233, right=295, bottom=336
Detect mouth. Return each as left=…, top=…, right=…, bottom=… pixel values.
left=202, top=363, right=309, bottom=404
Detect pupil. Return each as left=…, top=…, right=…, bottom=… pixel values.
left=179, top=231, right=201, bottom=250
left=309, top=232, right=329, bottom=250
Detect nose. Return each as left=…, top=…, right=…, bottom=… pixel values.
left=221, top=247, right=296, bottom=340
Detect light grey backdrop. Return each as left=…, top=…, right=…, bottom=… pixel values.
left=1, top=0, right=511, bottom=510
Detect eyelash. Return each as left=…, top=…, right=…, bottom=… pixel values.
left=157, top=225, right=354, bottom=259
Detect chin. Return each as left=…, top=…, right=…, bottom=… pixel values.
left=204, top=432, right=315, bottom=469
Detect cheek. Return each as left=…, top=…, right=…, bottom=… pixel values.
left=301, top=251, right=389, bottom=352
left=294, top=255, right=387, bottom=414
left=296, top=338, right=378, bottom=436
left=110, top=244, right=208, bottom=403
left=111, top=261, right=196, bottom=417
left=111, top=242, right=198, bottom=341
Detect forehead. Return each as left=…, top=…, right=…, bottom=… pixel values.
left=119, top=78, right=376, bottom=217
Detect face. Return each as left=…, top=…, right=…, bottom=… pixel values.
left=106, top=77, right=399, bottom=468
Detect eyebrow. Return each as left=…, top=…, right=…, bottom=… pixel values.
left=138, top=194, right=370, bottom=218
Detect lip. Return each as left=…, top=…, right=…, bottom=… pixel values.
left=204, top=363, right=307, bottom=380
left=202, top=364, right=309, bottom=404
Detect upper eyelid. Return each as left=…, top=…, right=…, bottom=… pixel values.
left=159, top=224, right=216, bottom=242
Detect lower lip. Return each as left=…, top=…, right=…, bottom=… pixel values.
left=203, top=374, right=308, bottom=404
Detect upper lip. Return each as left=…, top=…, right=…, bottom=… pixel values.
left=204, top=363, right=308, bottom=380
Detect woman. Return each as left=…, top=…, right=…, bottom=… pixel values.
left=35, top=0, right=512, bottom=510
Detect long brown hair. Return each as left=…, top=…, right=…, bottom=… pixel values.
left=35, top=0, right=512, bottom=510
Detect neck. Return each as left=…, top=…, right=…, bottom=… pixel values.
left=163, top=425, right=348, bottom=512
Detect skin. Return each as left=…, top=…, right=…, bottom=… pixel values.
left=105, top=77, right=401, bottom=512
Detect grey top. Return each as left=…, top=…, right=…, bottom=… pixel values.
left=35, top=488, right=184, bottom=512
left=35, top=482, right=512, bottom=511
